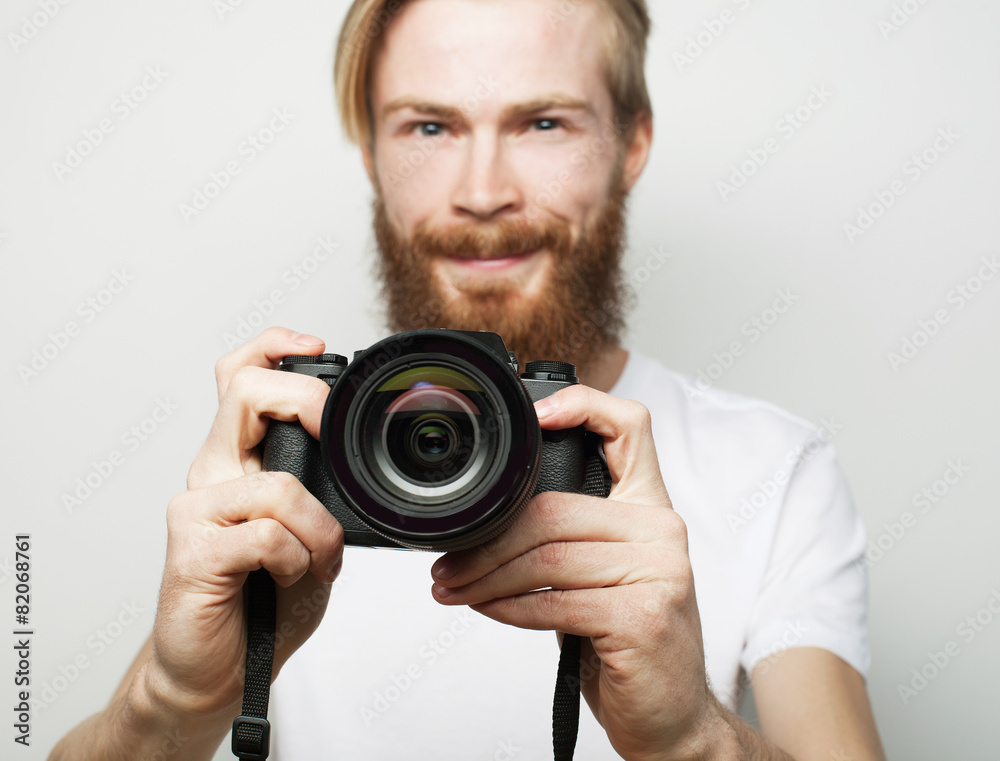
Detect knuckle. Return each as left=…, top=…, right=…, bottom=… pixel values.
left=627, top=401, right=653, bottom=433
left=214, top=354, right=232, bottom=385
left=532, top=491, right=566, bottom=529
left=252, top=517, right=286, bottom=549
left=165, top=493, right=189, bottom=532
left=302, top=375, right=331, bottom=408
left=536, top=541, right=569, bottom=571
left=659, top=509, right=689, bottom=547
left=537, top=588, right=567, bottom=620
left=638, top=585, right=675, bottom=629
left=265, top=469, right=301, bottom=494
left=245, top=470, right=302, bottom=507
left=226, top=364, right=263, bottom=399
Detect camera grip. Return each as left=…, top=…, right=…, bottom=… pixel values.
left=535, top=426, right=587, bottom=495
left=261, top=420, right=397, bottom=545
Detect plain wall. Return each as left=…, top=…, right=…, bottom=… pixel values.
left=1, top=1, right=997, bottom=759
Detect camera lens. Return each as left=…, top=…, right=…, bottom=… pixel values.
left=322, top=331, right=541, bottom=551
left=368, top=374, right=493, bottom=499
left=408, top=417, right=457, bottom=464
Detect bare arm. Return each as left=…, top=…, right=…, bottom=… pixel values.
left=48, top=328, right=344, bottom=761
left=735, top=646, right=887, bottom=761
left=691, top=647, right=885, bottom=761
left=48, top=635, right=234, bottom=761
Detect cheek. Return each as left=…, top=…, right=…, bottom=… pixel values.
left=376, top=142, right=462, bottom=230
left=513, top=140, right=618, bottom=221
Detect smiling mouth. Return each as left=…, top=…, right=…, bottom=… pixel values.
left=446, top=249, right=539, bottom=269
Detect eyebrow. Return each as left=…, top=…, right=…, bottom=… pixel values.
left=380, top=94, right=595, bottom=122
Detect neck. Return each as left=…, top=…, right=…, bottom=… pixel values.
left=576, top=343, right=628, bottom=393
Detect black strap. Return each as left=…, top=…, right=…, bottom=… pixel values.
left=232, top=437, right=610, bottom=761
left=232, top=568, right=276, bottom=760
left=552, top=433, right=612, bottom=761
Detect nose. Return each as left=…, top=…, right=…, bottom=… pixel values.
left=449, top=131, right=522, bottom=221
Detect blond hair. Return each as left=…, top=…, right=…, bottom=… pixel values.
left=333, top=0, right=652, bottom=147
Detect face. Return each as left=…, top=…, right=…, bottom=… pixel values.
left=363, top=0, right=651, bottom=370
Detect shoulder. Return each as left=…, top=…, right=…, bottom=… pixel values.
left=613, top=348, right=840, bottom=466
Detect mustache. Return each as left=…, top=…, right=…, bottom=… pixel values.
left=410, top=216, right=572, bottom=259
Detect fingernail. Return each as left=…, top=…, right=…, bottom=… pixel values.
left=432, top=583, right=452, bottom=599
left=292, top=332, right=324, bottom=346
left=534, top=395, right=560, bottom=420
left=431, top=557, right=457, bottom=580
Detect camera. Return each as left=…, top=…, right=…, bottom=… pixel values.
left=261, top=329, right=593, bottom=551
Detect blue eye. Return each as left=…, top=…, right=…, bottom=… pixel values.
left=534, top=118, right=560, bottom=131
left=417, top=122, right=444, bottom=137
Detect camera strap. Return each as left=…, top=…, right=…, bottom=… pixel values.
left=231, top=437, right=611, bottom=761
left=232, top=568, right=276, bottom=760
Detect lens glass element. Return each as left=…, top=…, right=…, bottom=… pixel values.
left=358, top=364, right=503, bottom=511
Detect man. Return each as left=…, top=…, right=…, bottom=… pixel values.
left=50, top=1, right=886, bottom=759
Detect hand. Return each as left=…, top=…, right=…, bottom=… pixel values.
left=142, top=328, right=345, bottom=721
left=429, top=385, right=728, bottom=760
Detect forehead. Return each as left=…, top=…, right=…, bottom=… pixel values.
left=370, top=0, right=613, bottom=114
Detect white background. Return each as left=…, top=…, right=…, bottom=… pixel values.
left=1, top=1, right=997, bottom=759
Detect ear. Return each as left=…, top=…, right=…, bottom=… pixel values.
left=621, top=111, right=653, bottom=193
left=361, top=141, right=377, bottom=188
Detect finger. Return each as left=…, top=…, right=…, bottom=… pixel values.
left=192, top=366, right=331, bottom=484
left=169, top=473, right=344, bottom=585
left=183, top=517, right=315, bottom=588
left=469, top=586, right=621, bottom=639
left=469, top=581, right=683, bottom=647
left=432, top=491, right=686, bottom=588
left=533, top=384, right=670, bottom=505
left=214, top=326, right=325, bottom=402
left=432, top=540, right=668, bottom=606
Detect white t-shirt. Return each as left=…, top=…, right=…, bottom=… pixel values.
left=269, top=349, right=869, bottom=759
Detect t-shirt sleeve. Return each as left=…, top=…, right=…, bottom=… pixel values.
left=740, top=435, right=870, bottom=679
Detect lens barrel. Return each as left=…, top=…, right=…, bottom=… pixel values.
left=321, top=331, right=541, bottom=551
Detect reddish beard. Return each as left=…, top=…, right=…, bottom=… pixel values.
left=372, top=180, right=632, bottom=376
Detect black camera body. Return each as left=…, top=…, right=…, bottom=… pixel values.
left=261, top=329, right=590, bottom=551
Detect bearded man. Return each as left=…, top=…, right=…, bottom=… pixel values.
left=51, top=1, right=886, bottom=760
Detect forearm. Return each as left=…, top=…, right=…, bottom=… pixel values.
left=48, top=662, right=234, bottom=761
left=706, top=692, right=796, bottom=761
